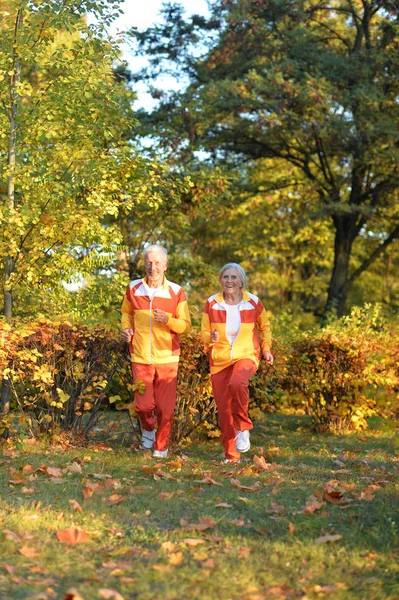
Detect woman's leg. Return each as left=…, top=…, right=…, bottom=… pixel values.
left=211, top=366, right=240, bottom=461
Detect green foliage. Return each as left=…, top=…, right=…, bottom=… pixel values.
left=134, top=0, right=399, bottom=316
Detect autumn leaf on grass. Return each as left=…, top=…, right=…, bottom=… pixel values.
left=302, top=495, right=325, bottom=515
left=153, top=470, right=175, bottom=481
left=314, top=533, right=343, bottom=545
left=168, top=551, right=184, bottom=566
left=46, top=466, right=64, bottom=479
left=180, top=516, right=216, bottom=531
left=194, top=477, right=222, bottom=486
left=161, top=541, right=176, bottom=552
left=69, top=499, right=83, bottom=513
left=56, top=527, right=90, bottom=545
left=64, top=462, right=82, bottom=475
left=180, top=538, right=205, bottom=547
left=19, top=545, right=39, bottom=558
left=215, top=502, right=232, bottom=508
left=323, top=480, right=351, bottom=505
left=360, top=485, right=378, bottom=501
left=267, top=502, right=286, bottom=515
left=231, top=479, right=261, bottom=492
left=98, top=590, right=125, bottom=600
left=253, top=454, right=277, bottom=472
left=103, top=493, right=127, bottom=506
left=82, top=486, right=94, bottom=500
left=312, top=583, right=347, bottom=594
left=63, top=588, right=85, bottom=600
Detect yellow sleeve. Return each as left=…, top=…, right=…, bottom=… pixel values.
left=258, top=307, right=272, bottom=352
left=121, top=292, right=134, bottom=331
left=200, top=311, right=211, bottom=345
left=167, top=299, right=192, bottom=334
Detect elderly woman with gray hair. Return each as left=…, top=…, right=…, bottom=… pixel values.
left=201, top=263, right=273, bottom=463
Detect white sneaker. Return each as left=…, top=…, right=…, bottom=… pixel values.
left=235, top=430, right=250, bottom=453
left=141, top=429, right=156, bottom=449
left=153, top=449, right=168, bottom=459
left=223, top=458, right=240, bottom=464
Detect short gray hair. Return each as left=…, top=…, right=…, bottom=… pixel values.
left=143, top=244, right=168, bottom=263
left=218, top=263, right=247, bottom=288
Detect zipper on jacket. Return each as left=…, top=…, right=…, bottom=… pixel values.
left=149, top=294, right=154, bottom=365
left=216, top=297, right=243, bottom=362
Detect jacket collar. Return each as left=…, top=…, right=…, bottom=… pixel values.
left=143, top=276, right=168, bottom=290
left=215, top=290, right=250, bottom=304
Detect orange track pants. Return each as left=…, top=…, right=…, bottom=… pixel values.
left=132, top=362, right=179, bottom=451
left=211, top=358, right=257, bottom=460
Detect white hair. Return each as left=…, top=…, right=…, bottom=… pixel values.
left=143, top=244, right=168, bottom=263
left=218, top=263, right=247, bottom=288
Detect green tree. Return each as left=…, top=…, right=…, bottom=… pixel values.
left=134, top=0, right=399, bottom=317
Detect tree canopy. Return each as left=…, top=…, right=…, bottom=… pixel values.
left=134, top=0, right=399, bottom=316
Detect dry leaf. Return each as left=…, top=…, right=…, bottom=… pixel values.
left=98, top=590, right=125, bottom=600
left=215, top=502, right=232, bottom=508
left=82, top=486, right=94, bottom=500
left=19, top=545, right=39, bottom=558
left=230, top=479, right=261, bottom=492
left=65, top=462, right=82, bottom=475
left=56, top=527, right=90, bottom=545
left=168, top=551, right=184, bottom=565
left=180, top=516, right=216, bottom=531
left=314, top=533, right=342, bottom=545
left=288, top=522, right=295, bottom=536
left=161, top=541, right=176, bottom=552
left=253, top=455, right=276, bottom=471
left=104, top=493, right=127, bottom=506
left=68, top=499, right=83, bottom=513
left=303, top=495, right=325, bottom=515
left=47, top=466, right=63, bottom=478
left=194, top=477, right=222, bottom=486
left=63, top=589, right=84, bottom=600
left=180, top=538, right=205, bottom=547
left=267, top=502, right=286, bottom=514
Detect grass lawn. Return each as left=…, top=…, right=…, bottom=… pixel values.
left=0, top=414, right=398, bottom=600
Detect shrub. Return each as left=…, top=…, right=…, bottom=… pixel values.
left=0, top=319, right=136, bottom=441
left=286, top=305, right=399, bottom=433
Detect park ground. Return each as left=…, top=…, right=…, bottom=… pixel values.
left=0, top=414, right=398, bottom=600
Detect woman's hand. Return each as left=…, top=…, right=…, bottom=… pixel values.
left=210, top=329, right=220, bottom=343
left=263, top=350, right=274, bottom=365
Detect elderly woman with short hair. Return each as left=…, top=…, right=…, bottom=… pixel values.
left=201, top=263, right=273, bottom=463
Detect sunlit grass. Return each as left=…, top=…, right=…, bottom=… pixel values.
left=1, top=414, right=398, bottom=599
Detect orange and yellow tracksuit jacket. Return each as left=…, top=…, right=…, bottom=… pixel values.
left=201, top=290, right=272, bottom=374
left=121, top=277, right=191, bottom=365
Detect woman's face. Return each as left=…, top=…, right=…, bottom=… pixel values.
left=220, top=268, right=242, bottom=294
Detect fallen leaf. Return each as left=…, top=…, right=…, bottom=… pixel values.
left=82, top=486, right=94, bottom=500
left=253, top=455, right=276, bottom=471
left=168, top=551, right=184, bottom=565
left=161, top=541, right=176, bottom=552
left=63, top=589, right=84, bottom=600
left=314, top=533, right=343, bottom=545
left=98, top=590, right=125, bottom=600
left=68, top=499, right=83, bottom=513
left=303, top=495, right=325, bottom=515
left=104, top=493, right=127, bottom=506
left=180, top=516, right=216, bottom=531
left=194, top=477, right=222, bottom=486
left=47, top=466, right=63, bottom=478
left=267, top=502, right=286, bottom=515
left=180, top=538, right=205, bottom=547
left=19, top=545, right=39, bottom=558
left=289, top=522, right=295, bottom=536
left=231, top=479, right=261, bottom=492
left=56, top=527, right=90, bottom=545
left=64, top=462, right=82, bottom=475
left=215, top=502, right=232, bottom=508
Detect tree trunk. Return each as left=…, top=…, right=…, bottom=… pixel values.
left=324, top=217, right=355, bottom=318
left=1, top=7, right=23, bottom=418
